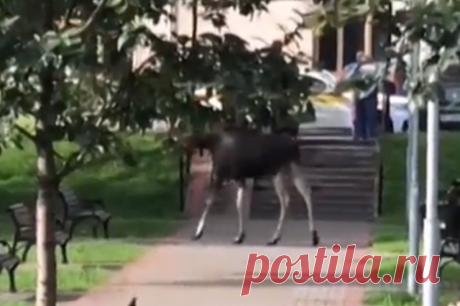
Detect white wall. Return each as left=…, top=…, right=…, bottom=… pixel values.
left=177, top=0, right=319, bottom=58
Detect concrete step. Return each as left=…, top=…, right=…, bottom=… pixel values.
left=254, top=172, right=378, bottom=185
left=297, top=167, right=378, bottom=177
left=219, top=134, right=381, bottom=222
left=300, top=148, right=378, bottom=156
left=299, top=143, right=379, bottom=151
left=253, top=186, right=376, bottom=198
left=254, top=179, right=376, bottom=190
left=252, top=195, right=375, bottom=208
left=298, top=127, right=353, bottom=136
left=299, top=158, right=377, bottom=168
left=250, top=203, right=375, bottom=221
left=297, top=138, right=378, bottom=147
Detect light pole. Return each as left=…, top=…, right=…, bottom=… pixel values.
left=423, top=67, right=441, bottom=306
left=403, top=0, right=440, bottom=303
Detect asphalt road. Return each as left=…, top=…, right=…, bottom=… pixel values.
left=300, top=103, right=352, bottom=129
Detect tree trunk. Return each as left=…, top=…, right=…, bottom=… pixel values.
left=35, top=65, right=58, bottom=306
left=191, top=0, right=198, bottom=47
left=171, top=0, right=180, bottom=40
left=36, top=1, right=57, bottom=300
left=36, top=0, right=58, bottom=304
left=35, top=140, right=58, bottom=306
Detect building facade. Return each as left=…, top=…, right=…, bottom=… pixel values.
left=173, top=0, right=392, bottom=72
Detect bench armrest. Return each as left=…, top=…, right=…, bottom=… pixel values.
left=55, top=218, right=66, bottom=231
left=0, top=240, right=13, bottom=254
left=441, top=237, right=460, bottom=259
left=442, top=237, right=460, bottom=246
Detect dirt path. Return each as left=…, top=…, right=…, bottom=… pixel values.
left=62, top=217, right=374, bottom=306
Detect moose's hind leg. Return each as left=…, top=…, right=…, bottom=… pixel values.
left=268, top=172, right=289, bottom=246
left=290, top=163, right=319, bottom=246
left=233, top=180, right=249, bottom=244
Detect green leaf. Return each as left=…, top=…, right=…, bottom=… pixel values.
left=106, top=0, right=124, bottom=8
left=0, top=16, right=20, bottom=30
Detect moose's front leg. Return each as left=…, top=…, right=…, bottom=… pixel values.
left=233, top=179, right=253, bottom=244
left=193, top=188, right=216, bottom=240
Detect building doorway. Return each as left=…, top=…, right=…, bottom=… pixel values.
left=343, top=20, right=362, bottom=66
left=318, top=25, right=337, bottom=71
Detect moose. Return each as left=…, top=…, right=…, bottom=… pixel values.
left=181, top=125, right=320, bottom=246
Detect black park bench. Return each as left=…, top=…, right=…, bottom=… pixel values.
left=7, top=203, right=72, bottom=264
left=58, top=185, right=112, bottom=239
left=433, top=203, right=460, bottom=278
left=419, top=179, right=460, bottom=278
left=0, top=238, right=20, bottom=292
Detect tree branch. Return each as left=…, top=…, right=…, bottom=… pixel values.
left=71, top=0, right=108, bottom=36
left=63, top=0, right=78, bottom=26
left=133, top=54, right=156, bottom=74
left=19, top=120, right=65, bottom=161
left=14, top=124, right=37, bottom=143
left=95, top=56, right=149, bottom=129
left=57, top=149, right=88, bottom=180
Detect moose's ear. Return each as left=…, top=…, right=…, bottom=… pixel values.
left=127, top=297, right=137, bottom=306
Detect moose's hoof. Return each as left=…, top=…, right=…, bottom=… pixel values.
left=267, top=237, right=280, bottom=246
left=312, top=230, right=320, bottom=246
left=233, top=233, right=246, bottom=244
left=192, top=230, right=204, bottom=241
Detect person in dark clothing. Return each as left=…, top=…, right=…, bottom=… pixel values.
left=354, top=91, right=378, bottom=139
left=343, top=52, right=379, bottom=140
left=377, top=80, right=396, bottom=133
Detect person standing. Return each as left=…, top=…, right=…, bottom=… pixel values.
left=378, top=79, right=396, bottom=133
left=342, top=52, right=379, bottom=140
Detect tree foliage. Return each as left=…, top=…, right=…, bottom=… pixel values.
left=0, top=0, right=167, bottom=176
left=389, top=0, right=460, bottom=101
left=140, top=2, right=318, bottom=135
left=0, top=0, right=324, bottom=305
left=314, top=0, right=460, bottom=103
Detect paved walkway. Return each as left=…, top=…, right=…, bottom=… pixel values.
left=62, top=217, right=373, bottom=306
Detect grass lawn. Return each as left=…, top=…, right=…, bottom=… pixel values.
left=367, top=132, right=460, bottom=306
left=0, top=134, right=182, bottom=305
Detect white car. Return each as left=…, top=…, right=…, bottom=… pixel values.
left=385, top=94, right=409, bottom=133
left=304, top=69, right=354, bottom=128
left=305, top=67, right=411, bottom=133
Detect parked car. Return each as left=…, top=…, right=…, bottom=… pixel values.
left=305, top=69, right=351, bottom=106
left=304, top=69, right=354, bottom=128
left=386, top=94, right=409, bottom=133
left=306, top=65, right=411, bottom=133
left=438, top=79, right=460, bottom=130
left=373, top=62, right=460, bottom=132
